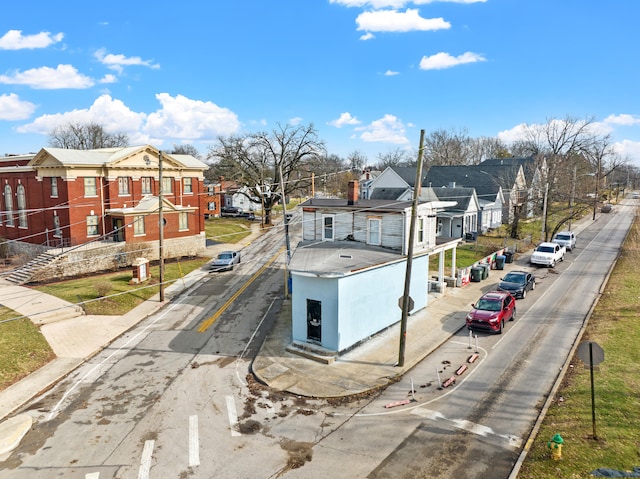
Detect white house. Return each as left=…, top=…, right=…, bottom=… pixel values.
left=288, top=181, right=460, bottom=354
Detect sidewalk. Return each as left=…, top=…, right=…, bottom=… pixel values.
left=0, top=217, right=594, bottom=456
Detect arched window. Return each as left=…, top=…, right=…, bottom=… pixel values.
left=17, top=184, right=27, bottom=228
left=4, top=184, right=14, bottom=227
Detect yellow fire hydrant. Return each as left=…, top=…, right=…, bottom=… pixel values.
left=547, top=433, right=564, bottom=460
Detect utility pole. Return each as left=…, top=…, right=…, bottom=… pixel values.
left=158, top=151, right=165, bottom=302
left=569, top=165, right=577, bottom=231
left=278, top=162, right=291, bottom=298
left=398, top=129, right=425, bottom=367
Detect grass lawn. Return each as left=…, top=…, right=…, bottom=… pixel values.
left=0, top=306, right=55, bottom=390
left=518, top=215, right=640, bottom=478
left=204, top=217, right=255, bottom=243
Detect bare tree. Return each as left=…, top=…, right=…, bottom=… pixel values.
left=347, top=150, right=367, bottom=171
left=208, top=123, right=325, bottom=225
left=48, top=121, right=129, bottom=149
left=375, top=147, right=412, bottom=169
left=423, top=128, right=473, bottom=166
left=171, top=144, right=202, bottom=159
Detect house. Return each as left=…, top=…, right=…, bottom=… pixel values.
left=0, top=145, right=208, bottom=277
left=424, top=165, right=505, bottom=231
left=424, top=186, right=479, bottom=238
left=203, top=181, right=222, bottom=218
left=288, top=180, right=460, bottom=354
left=358, top=167, right=382, bottom=199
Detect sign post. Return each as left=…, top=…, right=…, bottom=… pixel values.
left=577, top=341, right=605, bottom=440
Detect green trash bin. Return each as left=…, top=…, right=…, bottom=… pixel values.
left=496, top=255, right=506, bottom=270
left=470, top=266, right=483, bottom=282
left=504, top=251, right=514, bottom=263
left=480, top=263, right=490, bottom=279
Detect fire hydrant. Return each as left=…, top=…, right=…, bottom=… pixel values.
left=547, top=433, right=564, bottom=460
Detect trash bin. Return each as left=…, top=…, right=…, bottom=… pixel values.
left=495, top=255, right=506, bottom=270
left=470, top=266, right=483, bottom=282
left=504, top=251, right=514, bottom=263
left=480, top=263, right=490, bottom=279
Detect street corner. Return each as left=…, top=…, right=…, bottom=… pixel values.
left=0, top=413, right=32, bottom=458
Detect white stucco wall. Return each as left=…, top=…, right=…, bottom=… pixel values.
left=291, top=254, right=430, bottom=352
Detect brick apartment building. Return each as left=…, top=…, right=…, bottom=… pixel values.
left=0, top=145, right=208, bottom=255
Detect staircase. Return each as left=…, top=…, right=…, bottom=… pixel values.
left=4, top=251, right=60, bottom=285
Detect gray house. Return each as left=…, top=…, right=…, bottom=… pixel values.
left=289, top=180, right=459, bottom=354
left=426, top=187, right=480, bottom=238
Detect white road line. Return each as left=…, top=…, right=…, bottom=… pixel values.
left=412, top=408, right=522, bottom=448
left=226, top=395, right=241, bottom=437
left=47, top=298, right=187, bottom=421
left=85, top=473, right=100, bottom=479
left=189, top=415, right=200, bottom=467
left=138, top=440, right=154, bottom=479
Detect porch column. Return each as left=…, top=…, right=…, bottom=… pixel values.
left=451, top=247, right=457, bottom=278
left=439, top=250, right=445, bottom=282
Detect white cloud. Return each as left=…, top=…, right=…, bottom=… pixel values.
left=0, top=64, right=94, bottom=89
left=496, top=123, right=528, bottom=144
left=357, top=9, right=450, bottom=33
left=384, top=70, right=399, bottom=76
left=94, top=49, right=160, bottom=74
left=419, top=51, right=486, bottom=70
left=17, top=94, right=146, bottom=137
left=99, top=74, right=118, bottom=84
left=289, top=116, right=304, bottom=126
left=329, top=112, right=361, bottom=128
left=331, top=0, right=485, bottom=5
left=0, top=93, right=37, bottom=120
left=614, top=139, right=640, bottom=166
left=604, top=114, right=640, bottom=126
left=144, top=93, right=240, bottom=140
left=0, top=30, right=64, bottom=50
left=360, top=32, right=376, bottom=40
left=356, top=114, right=409, bottom=144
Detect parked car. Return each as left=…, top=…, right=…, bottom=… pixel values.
left=601, top=204, right=612, bottom=213
left=238, top=210, right=256, bottom=220
left=552, top=231, right=576, bottom=251
left=220, top=206, right=242, bottom=217
left=466, top=291, right=516, bottom=334
left=210, top=251, right=241, bottom=271
left=498, top=271, right=536, bottom=299
left=530, top=242, right=565, bottom=268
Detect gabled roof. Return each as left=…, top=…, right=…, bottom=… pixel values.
left=389, top=166, right=428, bottom=187
left=481, top=156, right=537, bottom=183
left=430, top=186, right=477, bottom=212
left=424, top=165, right=504, bottom=202
left=369, top=187, right=410, bottom=200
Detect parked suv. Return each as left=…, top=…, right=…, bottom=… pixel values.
left=552, top=231, right=576, bottom=251
left=220, top=206, right=241, bottom=217
left=466, top=291, right=516, bottom=334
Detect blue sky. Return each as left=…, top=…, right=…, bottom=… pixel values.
left=2, top=0, right=640, bottom=166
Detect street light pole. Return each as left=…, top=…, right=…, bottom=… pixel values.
left=158, top=151, right=165, bottom=302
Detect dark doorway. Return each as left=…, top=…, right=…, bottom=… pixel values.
left=113, top=218, right=124, bottom=242
left=306, top=299, right=322, bottom=343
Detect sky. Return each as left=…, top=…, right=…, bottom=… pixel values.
left=1, top=0, right=640, bottom=167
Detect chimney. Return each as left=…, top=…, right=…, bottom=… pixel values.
left=348, top=180, right=359, bottom=205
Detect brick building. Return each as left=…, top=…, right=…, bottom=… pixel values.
left=0, top=145, right=208, bottom=253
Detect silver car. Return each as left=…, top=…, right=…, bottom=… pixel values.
left=210, top=251, right=241, bottom=272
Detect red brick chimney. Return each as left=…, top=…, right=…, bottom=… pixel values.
left=348, top=180, right=359, bottom=205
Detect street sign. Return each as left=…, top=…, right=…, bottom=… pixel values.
left=398, top=295, right=414, bottom=312
left=577, top=341, right=605, bottom=365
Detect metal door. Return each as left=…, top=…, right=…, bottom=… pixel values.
left=306, top=299, right=322, bottom=343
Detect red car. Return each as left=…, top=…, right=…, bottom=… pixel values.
left=466, top=291, right=516, bottom=334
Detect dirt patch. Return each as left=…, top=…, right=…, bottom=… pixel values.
left=280, top=439, right=313, bottom=471
left=237, top=419, right=261, bottom=434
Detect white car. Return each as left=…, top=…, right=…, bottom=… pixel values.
left=210, top=251, right=241, bottom=272
left=530, top=242, right=566, bottom=268
left=552, top=231, right=576, bottom=251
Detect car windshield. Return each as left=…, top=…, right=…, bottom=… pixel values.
left=218, top=253, right=232, bottom=260
left=475, top=299, right=502, bottom=312
left=556, top=234, right=570, bottom=240
left=503, top=273, right=524, bottom=284
left=536, top=246, right=554, bottom=253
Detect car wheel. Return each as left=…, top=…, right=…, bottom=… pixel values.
left=497, top=320, right=504, bottom=334
left=551, top=260, right=556, bottom=268
left=511, top=307, right=516, bottom=321
left=532, top=281, right=536, bottom=290
left=521, top=289, right=527, bottom=299
left=561, top=254, right=565, bottom=262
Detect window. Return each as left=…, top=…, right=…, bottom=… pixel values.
left=183, top=177, right=193, bottom=194
left=437, top=219, right=443, bottom=235
left=162, top=177, right=173, bottom=194
left=179, top=212, right=188, bottom=231
left=84, top=177, right=97, bottom=197
left=51, top=177, right=58, bottom=197
left=17, top=184, right=27, bottom=228
left=367, top=217, right=381, bottom=245
left=118, top=177, right=130, bottom=195
left=53, top=214, right=61, bottom=237
left=86, top=215, right=99, bottom=236
left=4, top=184, right=14, bottom=226
left=207, top=201, right=216, bottom=211
left=141, top=177, right=152, bottom=195
left=322, top=215, right=334, bottom=241
left=134, top=215, right=145, bottom=235
left=418, top=218, right=425, bottom=243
